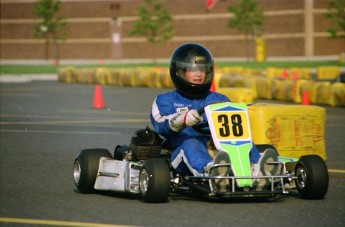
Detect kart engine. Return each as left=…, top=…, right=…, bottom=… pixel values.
left=129, top=126, right=163, bottom=160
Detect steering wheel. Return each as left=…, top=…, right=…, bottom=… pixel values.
left=192, top=107, right=211, bottom=134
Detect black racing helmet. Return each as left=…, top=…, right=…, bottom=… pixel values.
left=170, top=43, right=214, bottom=98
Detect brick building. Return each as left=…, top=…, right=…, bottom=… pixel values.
left=0, top=0, right=344, bottom=61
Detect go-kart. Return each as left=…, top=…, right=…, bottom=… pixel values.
left=73, top=102, right=329, bottom=203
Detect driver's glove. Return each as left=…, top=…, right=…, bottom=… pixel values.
left=168, top=109, right=203, bottom=132
left=184, top=109, right=203, bottom=126
left=169, top=112, right=186, bottom=132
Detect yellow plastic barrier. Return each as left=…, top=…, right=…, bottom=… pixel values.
left=94, top=68, right=111, bottom=85
left=56, top=66, right=344, bottom=107
left=266, top=67, right=288, bottom=79
left=265, top=67, right=276, bottom=79
left=157, top=68, right=173, bottom=88
left=331, top=82, right=345, bottom=106
left=218, top=74, right=258, bottom=98
left=291, top=79, right=313, bottom=103
left=256, top=77, right=272, bottom=99
left=218, top=87, right=254, bottom=104
left=289, top=68, right=312, bottom=80
left=72, top=68, right=83, bottom=83
left=136, top=69, right=158, bottom=87
left=316, top=66, right=340, bottom=80
left=221, top=67, right=244, bottom=75
left=271, top=79, right=295, bottom=101
left=123, top=69, right=138, bottom=87
left=148, top=69, right=161, bottom=88
left=78, top=68, right=95, bottom=84
left=248, top=104, right=326, bottom=160
left=57, top=68, right=66, bottom=82
left=135, top=69, right=148, bottom=87
left=271, top=79, right=285, bottom=100
left=340, top=53, right=345, bottom=63
left=309, top=82, right=334, bottom=106
left=219, top=74, right=246, bottom=88
left=107, top=69, right=119, bottom=86
left=58, top=66, right=75, bottom=83
left=243, top=68, right=264, bottom=76
left=243, top=76, right=258, bottom=98
left=283, top=79, right=297, bottom=101
left=107, top=68, right=121, bottom=86
left=213, top=73, right=223, bottom=91
left=151, top=67, right=168, bottom=88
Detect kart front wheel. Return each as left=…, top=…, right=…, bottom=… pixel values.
left=73, top=148, right=112, bottom=193
left=139, top=158, right=170, bottom=203
left=295, top=155, right=329, bottom=200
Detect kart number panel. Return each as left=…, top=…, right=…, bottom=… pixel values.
left=210, top=111, right=250, bottom=141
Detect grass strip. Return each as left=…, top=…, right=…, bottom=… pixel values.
left=1, top=61, right=344, bottom=75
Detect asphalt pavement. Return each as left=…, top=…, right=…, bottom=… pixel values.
left=0, top=80, right=344, bottom=227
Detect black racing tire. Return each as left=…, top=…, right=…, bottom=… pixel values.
left=295, top=155, right=329, bottom=200
left=73, top=148, right=112, bottom=193
left=139, top=158, right=171, bottom=203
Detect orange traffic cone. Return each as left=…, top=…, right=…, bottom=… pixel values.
left=210, top=80, right=216, bottom=92
left=282, top=68, right=288, bottom=79
left=302, top=90, right=310, bottom=105
left=291, top=70, right=298, bottom=80
left=93, top=85, right=105, bottom=109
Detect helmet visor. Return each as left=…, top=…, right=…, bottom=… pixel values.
left=176, top=61, right=214, bottom=84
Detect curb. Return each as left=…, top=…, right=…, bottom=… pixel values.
left=0, top=74, right=58, bottom=83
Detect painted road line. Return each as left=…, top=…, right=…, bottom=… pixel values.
left=0, top=118, right=150, bottom=125
left=59, top=109, right=149, bottom=116
left=0, top=217, right=139, bottom=227
left=0, top=129, right=122, bottom=135
left=0, top=74, right=57, bottom=83
left=328, top=169, right=345, bottom=174
left=0, top=113, right=147, bottom=119
left=1, top=128, right=344, bottom=173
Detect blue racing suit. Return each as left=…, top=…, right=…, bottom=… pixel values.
left=150, top=90, right=260, bottom=176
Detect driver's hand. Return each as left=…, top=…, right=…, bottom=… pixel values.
left=184, top=109, right=203, bottom=126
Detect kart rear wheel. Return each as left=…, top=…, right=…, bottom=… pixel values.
left=139, top=158, right=170, bottom=203
left=295, top=155, right=329, bottom=199
left=73, top=148, right=112, bottom=193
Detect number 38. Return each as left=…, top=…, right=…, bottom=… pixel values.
left=218, top=114, right=243, bottom=137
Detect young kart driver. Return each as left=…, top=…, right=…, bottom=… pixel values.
left=150, top=42, right=261, bottom=178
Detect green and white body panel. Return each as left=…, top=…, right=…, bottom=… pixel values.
left=205, top=102, right=253, bottom=187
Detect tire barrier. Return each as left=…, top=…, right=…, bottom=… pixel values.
left=248, top=104, right=327, bottom=160
left=58, top=66, right=344, bottom=106
left=216, top=73, right=344, bottom=107
left=58, top=67, right=174, bottom=88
